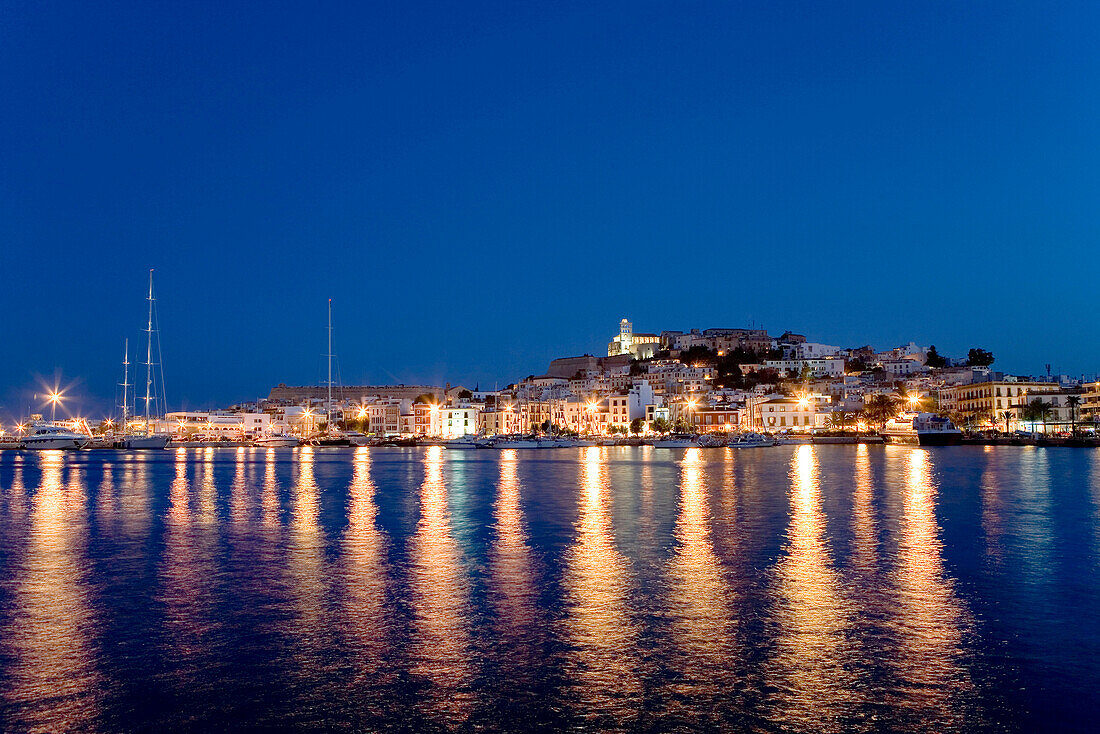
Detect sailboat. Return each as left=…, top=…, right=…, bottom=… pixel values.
left=122, top=270, right=170, bottom=449
left=312, top=299, right=352, bottom=447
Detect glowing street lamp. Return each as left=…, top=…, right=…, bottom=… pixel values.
left=46, top=390, right=63, bottom=422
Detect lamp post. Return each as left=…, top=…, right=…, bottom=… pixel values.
left=47, top=391, right=62, bottom=422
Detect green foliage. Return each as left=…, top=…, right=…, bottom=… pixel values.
left=629, top=417, right=646, bottom=435
left=651, top=417, right=672, bottom=433
left=413, top=393, right=435, bottom=404
left=679, top=345, right=717, bottom=365
left=967, top=348, right=995, bottom=367
left=863, top=394, right=901, bottom=427
left=925, top=345, right=947, bottom=369
left=457, top=389, right=472, bottom=400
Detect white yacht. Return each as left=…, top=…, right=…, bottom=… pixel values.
left=650, top=434, right=700, bottom=448
left=23, top=424, right=89, bottom=450
left=881, top=412, right=962, bottom=446
left=729, top=432, right=773, bottom=448
left=492, top=435, right=544, bottom=449
left=255, top=433, right=300, bottom=448
left=445, top=435, right=490, bottom=449
left=122, top=434, right=171, bottom=450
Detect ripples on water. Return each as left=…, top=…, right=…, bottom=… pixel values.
left=0, top=445, right=1098, bottom=732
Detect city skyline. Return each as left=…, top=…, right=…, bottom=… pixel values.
left=4, top=2, right=1100, bottom=411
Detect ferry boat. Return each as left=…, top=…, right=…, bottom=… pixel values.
left=23, top=424, right=89, bottom=450
left=881, top=412, right=962, bottom=446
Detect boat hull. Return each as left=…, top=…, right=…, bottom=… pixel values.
left=121, top=435, right=170, bottom=450
left=255, top=437, right=300, bottom=448
left=881, top=431, right=962, bottom=446
left=24, top=438, right=86, bottom=450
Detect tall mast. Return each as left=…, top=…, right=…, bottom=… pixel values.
left=327, top=299, right=334, bottom=430
left=144, top=269, right=154, bottom=431
left=121, top=338, right=130, bottom=424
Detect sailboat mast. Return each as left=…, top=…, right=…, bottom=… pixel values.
left=121, top=338, right=130, bottom=423
left=327, top=298, right=333, bottom=429
left=144, top=269, right=154, bottom=431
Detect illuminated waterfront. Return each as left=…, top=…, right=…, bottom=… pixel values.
left=0, top=446, right=1098, bottom=731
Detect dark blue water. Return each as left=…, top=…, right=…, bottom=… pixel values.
left=0, top=444, right=1097, bottom=732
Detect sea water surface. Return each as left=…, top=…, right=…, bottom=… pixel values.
left=0, top=444, right=1097, bottom=732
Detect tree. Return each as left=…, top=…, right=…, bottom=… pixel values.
left=457, top=389, right=472, bottom=400
left=413, top=393, right=435, bottom=404
left=967, top=348, right=995, bottom=367
left=828, top=411, right=851, bottom=433
left=1021, top=398, right=1053, bottom=434
left=629, top=417, right=646, bottom=435
left=863, top=394, right=901, bottom=428
left=845, top=357, right=869, bottom=373
left=1067, top=395, right=1082, bottom=435
left=1000, top=410, right=1013, bottom=433
left=925, top=345, right=947, bottom=369
left=679, top=345, right=717, bottom=366
left=651, top=417, right=672, bottom=434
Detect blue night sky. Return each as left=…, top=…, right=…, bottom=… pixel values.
left=2, top=1, right=1099, bottom=418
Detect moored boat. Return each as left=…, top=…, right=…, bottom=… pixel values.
left=23, top=424, right=89, bottom=450
left=881, top=412, right=962, bottom=446
left=650, top=433, right=701, bottom=448
left=255, top=433, right=300, bottom=448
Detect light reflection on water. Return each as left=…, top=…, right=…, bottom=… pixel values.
left=0, top=445, right=1098, bottom=731
left=768, top=444, right=860, bottom=732
left=563, top=446, right=642, bottom=729
left=5, top=452, right=101, bottom=732
left=408, top=445, right=475, bottom=724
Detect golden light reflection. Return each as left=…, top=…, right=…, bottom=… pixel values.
left=197, top=447, right=216, bottom=523
left=888, top=449, right=971, bottom=725
left=230, top=446, right=249, bottom=524
left=487, top=449, right=540, bottom=683
left=160, top=448, right=217, bottom=680
left=564, top=445, right=642, bottom=724
left=289, top=447, right=326, bottom=635
left=342, top=447, right=391, bottom=677
left=851, top=443, right=876, bottom=575
left=6, top=452, right=101, bottom=730
left=409, top=445, right=474, bottom=723
left=666, top=448, right=735, bottom=713
left=261, top=449, right=280, bottom=528
left=768, top=444, right=858, bottom=732
left=979, top=450, right=1006, bottom=566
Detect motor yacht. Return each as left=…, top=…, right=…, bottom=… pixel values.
left=255, top=433, right=300, bottom=448
left=23, top=424, right=89, bottom=450
left=881, top=412, right=962, bottom=446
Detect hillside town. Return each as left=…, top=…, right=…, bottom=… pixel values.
left=38, top=317, right=1089, bottom=444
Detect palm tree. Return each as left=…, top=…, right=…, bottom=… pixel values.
left=1067, top=395, right=1082, bottom=436
left=1000, top=410, right=1013, bottom=434
left=864, top=394, right=901, bottom=429
left=1022, top=398, right=1053, bottom=435
left=828, top=411, right=850, bottom=433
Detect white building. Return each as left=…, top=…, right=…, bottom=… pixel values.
left=763, top=357, right=845, bottom=378
left=440, top=406, right=480, bottom=438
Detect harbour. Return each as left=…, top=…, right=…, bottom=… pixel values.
left=0, top=443, right=1097, bottom=732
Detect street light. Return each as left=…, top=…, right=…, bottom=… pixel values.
left=46, top=391, right=62, bottom=422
